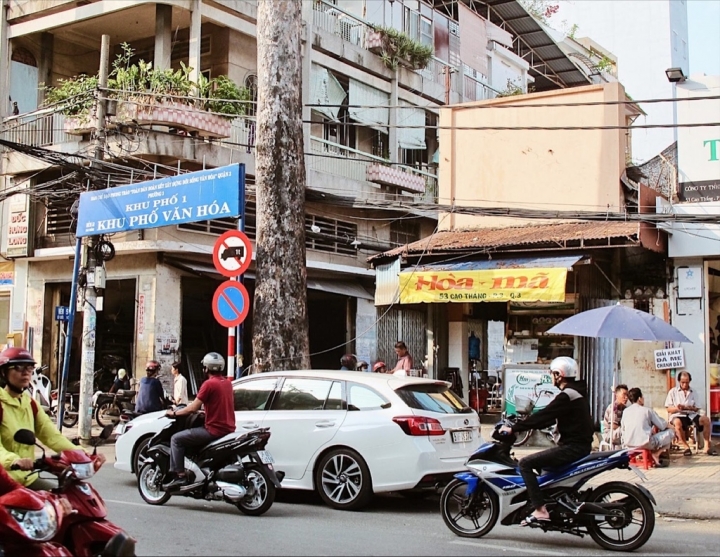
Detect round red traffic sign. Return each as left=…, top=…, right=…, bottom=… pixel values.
left=212, top=281, right=250, bottom=327
left=212, top=230, right=253, bottom=278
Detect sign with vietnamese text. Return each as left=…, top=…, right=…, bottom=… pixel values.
left=677, top=77, right=720, bottom=202
left=0, top=261, right=14, bottom=286
left=76, top=164, right=244, bottom=236
left=654, top=347, right=685, bottom=370
left=398, top=267, right=568, bottom=304
left=55, top=306, right=70, bottom=321
left=5, top=195, right=30, bottom=257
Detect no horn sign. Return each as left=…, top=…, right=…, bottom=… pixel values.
left=212, top=281, right=250, bottom=328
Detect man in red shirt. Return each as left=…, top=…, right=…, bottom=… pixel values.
left=163, top=352, right=235, bottom=490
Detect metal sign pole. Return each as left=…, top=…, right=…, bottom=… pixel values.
left=236, top=165, right=246, bottom=378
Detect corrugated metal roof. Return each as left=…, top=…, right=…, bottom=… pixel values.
left=411, top=255, right=583, bottom=273
left=369, top=221, right=641, bottom=262
left=479, top=0, right=591, bottom=90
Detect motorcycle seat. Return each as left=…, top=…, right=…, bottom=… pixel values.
left=540, top=449, right=624, bottom=474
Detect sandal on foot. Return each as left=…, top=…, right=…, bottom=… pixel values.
left=682, top=448, right=692, bottom=456
left=521, top=515, right=551, bottom=527
left=705, top=449, right=718, bottom=456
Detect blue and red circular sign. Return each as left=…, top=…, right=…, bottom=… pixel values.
left=212, top=281, right=250, bottom=328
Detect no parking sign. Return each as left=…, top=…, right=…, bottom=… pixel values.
left=212, top=281, right=250, bottom=328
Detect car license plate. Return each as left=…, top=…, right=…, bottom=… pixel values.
left=452, top=430, right=473, bottom=443
left=257, top=450, right=274, bottom=464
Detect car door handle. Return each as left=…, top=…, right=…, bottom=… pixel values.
left=241, top=422, right=260, bottom=429
left=315, top=420, right=336, bottom=428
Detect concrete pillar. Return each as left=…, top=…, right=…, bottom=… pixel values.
left=154, top=4, right=172, bottom=71
left=37, top=32, right=53, bottom=105
left=0, top=0, right=10, bottom=118
left=355, top=298, right=378, bottom=367
left=188, top=0, right=202, bottom=86
left=389, top=69, right=398, bottom=163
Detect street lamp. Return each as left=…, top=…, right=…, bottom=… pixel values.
left=665, top=67, right=687, bottom=83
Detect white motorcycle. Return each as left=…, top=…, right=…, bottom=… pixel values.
left=28, top=365, right=79, bottom=428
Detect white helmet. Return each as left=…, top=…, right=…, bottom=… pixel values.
left=117, top=368, right=127, bottom=379
left=550, top=357, right=579, bottom=379
left=202, top=352, right=225, bottom=374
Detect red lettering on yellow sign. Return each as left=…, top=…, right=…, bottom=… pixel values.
left=415, top=272, right=550, bottom=291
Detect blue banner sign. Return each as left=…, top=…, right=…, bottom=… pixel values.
left=76, top=164, right=243, bottom=237
left=55, top=306, right=70, bottom=321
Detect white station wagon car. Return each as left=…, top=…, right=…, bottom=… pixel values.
left=114, top=370, right=482, bottom=510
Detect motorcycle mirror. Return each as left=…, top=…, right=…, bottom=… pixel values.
left=14, top=429, right=36, bottom=446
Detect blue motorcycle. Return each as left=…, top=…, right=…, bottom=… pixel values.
left=440, top=425, right=655, bottom=552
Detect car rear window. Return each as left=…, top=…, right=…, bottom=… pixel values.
left=395, top=384, right=474, bottom=414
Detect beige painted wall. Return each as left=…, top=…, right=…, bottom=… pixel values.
left=438, top=82, right=629, bottom=231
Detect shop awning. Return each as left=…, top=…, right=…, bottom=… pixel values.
left=397, top=255, right=582, bottom=304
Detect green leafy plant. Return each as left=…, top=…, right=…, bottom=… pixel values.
left=42, top=74, right=98, bottom=116
left=371, top=26, right=433, bottom=72
left=496, top=78, right=524, bottom=98
left=43, top=43, right=248, bottom=119
left=596, top=55, right=615, bottom=73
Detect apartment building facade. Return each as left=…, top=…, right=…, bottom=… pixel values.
left=0, top=0, right=589, bottom=388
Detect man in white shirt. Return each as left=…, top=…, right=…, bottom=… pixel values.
left=171, top=361, right=189, bottom=406
left=665, top=371, right=716, bottom=456
left=621, top=387, right=674, bottom=467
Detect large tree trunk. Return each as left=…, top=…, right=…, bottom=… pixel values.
left=253, top=0, right=311, bottom=372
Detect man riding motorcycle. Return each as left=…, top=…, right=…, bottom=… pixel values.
left=0, top=347, right=106, bottom=489
left=162, top=352, right=235, bottom=491
left=500, top=356, right=594, bottom=526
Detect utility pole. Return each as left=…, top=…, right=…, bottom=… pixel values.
left=252, top=0, right=310, bottom=371
left=77, top=34, right=109, bottom=442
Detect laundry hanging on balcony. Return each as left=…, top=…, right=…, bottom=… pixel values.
left=397, top=101, right=426, bottom=150
left=348, top=79, right=389, bottom=133
left=310, top=64, right=347, bottom=121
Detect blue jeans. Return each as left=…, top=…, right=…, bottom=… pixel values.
left=170, top=427, right=217, bottom=474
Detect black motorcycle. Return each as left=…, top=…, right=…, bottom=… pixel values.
left=93, top=390, right=136, bottom=427
left=136, top=414, right=283, bottom=516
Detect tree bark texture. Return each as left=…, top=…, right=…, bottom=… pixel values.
left=252, top=0, right=311, bottom=372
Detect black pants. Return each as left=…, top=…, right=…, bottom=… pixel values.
left=170, top=427, right=218, bottom=473
left=518, top=443, right=591, bottom=510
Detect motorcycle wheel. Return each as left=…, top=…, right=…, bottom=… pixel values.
left=513, top=429, right=532, bottom=447
left=137, top=463, right=172, bottom=506
left=440, top=478, right=499, bottom=538
left=586, top=481, right=655, bottom=552
left=95, top=402, right=120, bottom=427
left=62, top=400, right=79, bottom=428
left=236, top=466, right=276, bottom=516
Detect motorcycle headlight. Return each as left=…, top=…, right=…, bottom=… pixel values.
left=71, top=462, right=95, bottom=480
left=8, top=501, right=58, bottom=541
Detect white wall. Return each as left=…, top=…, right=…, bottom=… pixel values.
left=558, top=0, right=688, bottom=163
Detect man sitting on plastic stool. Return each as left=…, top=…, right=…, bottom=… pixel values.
left=665, top=371, right=717, bottom=456
left=621, top=387, right=674, bottom=467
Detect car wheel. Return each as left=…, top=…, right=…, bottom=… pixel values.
left=315, top=448, right=372, bottom=511
left=133, top=437, right=152, bottom=475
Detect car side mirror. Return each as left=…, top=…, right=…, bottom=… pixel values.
left=14, top=429, right=37, bottom=446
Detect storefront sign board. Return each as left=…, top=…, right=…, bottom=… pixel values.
left=654, top=347, right=685, bottom=370
left=398, top=267, right=568, bottom=304
left=77, top=164, right=244, bottom=236
left=502, top=365, right=560, bottom=415
left=5, top=195, right=30, bottom=257
left=0, top=262, right=14, bottom=286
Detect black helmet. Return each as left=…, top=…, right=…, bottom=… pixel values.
left=202, top=352, right=226, bottom=374
left=340, top=354, right=357, bottom=369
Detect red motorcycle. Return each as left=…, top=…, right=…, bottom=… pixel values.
left=0, top=484, right=72, bottom=556
left=12, top=428, right=136, bottom=557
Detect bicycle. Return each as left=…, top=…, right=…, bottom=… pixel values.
left=502, top=381, right=558, bottom=447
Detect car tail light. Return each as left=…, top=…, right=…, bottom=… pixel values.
left=50, top=391, right=58, bottom=401
left=392, top=416, right=445, bottom=436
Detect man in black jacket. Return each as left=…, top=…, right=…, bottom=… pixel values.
left=501, top=356, right=594, bottom=526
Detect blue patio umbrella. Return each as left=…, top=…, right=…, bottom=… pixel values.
left=546, top=303, right=692, bottom=343
left=547, top=303, right=691, bottom=447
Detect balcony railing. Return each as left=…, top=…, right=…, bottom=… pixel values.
left=313, top=0, right=368, bottom=47
left=224, top=116, right=257, bottom=153
left=308, top=136, right=437, bottom=199
left=0, top=109, right=74, bottom=148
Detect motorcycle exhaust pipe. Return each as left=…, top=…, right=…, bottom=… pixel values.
left=216, top=481, right=247, bottom=502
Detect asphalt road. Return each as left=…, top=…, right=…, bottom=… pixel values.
left=90, top=464, right=719, bottom=556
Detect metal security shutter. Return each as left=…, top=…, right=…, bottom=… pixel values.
left=377, top=306, right=426, bottom=370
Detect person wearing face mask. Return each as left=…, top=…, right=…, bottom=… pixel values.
left=499, top=357, right=593, bottom=527
left=0, top=347, right=106, bottom=489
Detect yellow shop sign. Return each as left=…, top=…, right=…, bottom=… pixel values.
left=398, top=267, right=568, bottom=304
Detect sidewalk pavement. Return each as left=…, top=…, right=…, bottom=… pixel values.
left=512, top=444, right=720, bottom=520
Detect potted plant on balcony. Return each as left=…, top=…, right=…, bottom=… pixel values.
left=366, top=26, right=433, bottom=72
left=43, top=43, right=251, bottom=138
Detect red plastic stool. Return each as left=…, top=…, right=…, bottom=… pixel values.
left=629, top=449, right=653, bottom=470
